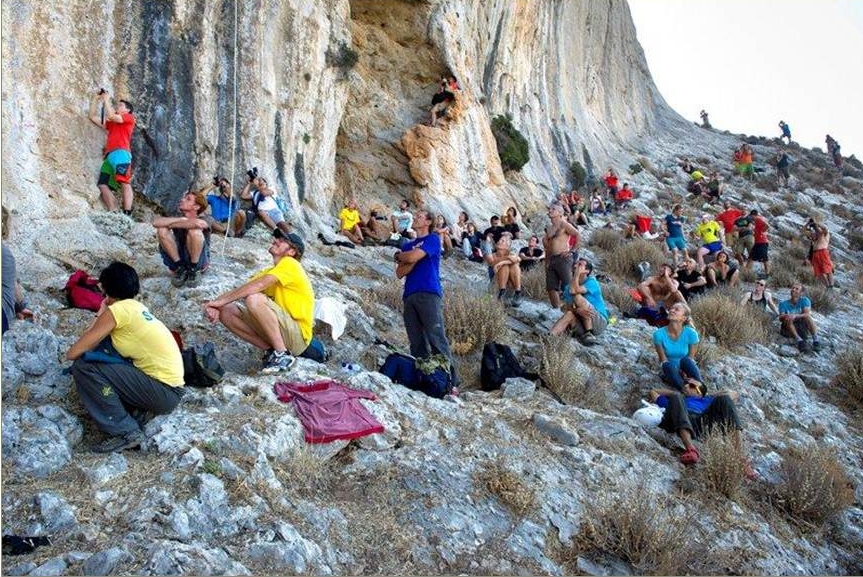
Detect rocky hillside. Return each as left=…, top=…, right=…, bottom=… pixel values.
left=3, top=0, right=863, bottom=575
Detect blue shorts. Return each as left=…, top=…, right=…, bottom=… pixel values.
left=702, top=241, right=722, bottom=254
left=98, top=149, right=133, bottom=185
left=159, top=229, right=211, bottom=271
left=666, top=236, right=686, bottom=251
left=247, top=207, right=285, bottom=226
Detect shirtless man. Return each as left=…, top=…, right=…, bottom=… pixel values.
left=637, top=263, right=685, bottom=310
left=810, top=222, right=834, bottom=288
left=543, top=204, right=580, bottom=308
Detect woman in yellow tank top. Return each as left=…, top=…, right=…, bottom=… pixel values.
left=66, top=262, right=185, bottom=453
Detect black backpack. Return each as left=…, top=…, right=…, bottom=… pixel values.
left=480, top=342, right=537, bottom=391
left=182, top=342, right=225, bottom=388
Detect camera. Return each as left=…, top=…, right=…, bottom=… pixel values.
left=213, top=175, right=222, bottom=186
left=98, top=88, right=106, bottom=95
left=246, top=166, right=259, bottom=181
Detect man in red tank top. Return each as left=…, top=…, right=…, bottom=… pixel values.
left=89, top=90, right=136, bottom=214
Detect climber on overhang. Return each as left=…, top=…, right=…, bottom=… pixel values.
left=429, top=75, right=460, bottom=127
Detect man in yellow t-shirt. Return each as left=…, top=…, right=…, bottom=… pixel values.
left=338, top=198, right=364, bottom=245
left=693, top=214, right=725, bottom=271
left=205, top=229, right=314, bottom=374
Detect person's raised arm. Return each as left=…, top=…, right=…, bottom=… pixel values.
left=103, top=98, right=123, bottom=123
left=88, top=93, right=105, bottom=128
left=240, top=181, right=254, bottom=201
left=66, top=307, right=117, bottom=360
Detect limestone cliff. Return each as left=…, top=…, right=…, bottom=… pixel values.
left=2, top=0, right=678, bottom=231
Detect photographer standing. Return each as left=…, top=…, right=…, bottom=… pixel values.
left=88, top=89, right=136, bottom=215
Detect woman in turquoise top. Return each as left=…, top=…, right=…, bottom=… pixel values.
left=652, top=302, right=702, bottom=391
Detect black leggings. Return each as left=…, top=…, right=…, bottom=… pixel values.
left=659, top=393, right=742, bottom=439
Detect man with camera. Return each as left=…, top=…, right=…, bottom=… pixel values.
left=240, top=167, right=291, bottom=235
left=88, top=89, right=136, bottom=215
left=202, top=176, right=246, bottom=237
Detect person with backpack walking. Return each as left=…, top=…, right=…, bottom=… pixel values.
left=393, top=208, right=459, bottom=390
left=778, top=121, right=792, bottom=144
left=88, top=89, right=136, bottom=215
left=67, top=262, right=185, bottom=453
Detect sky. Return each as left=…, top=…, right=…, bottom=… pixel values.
left=628, top=0, right=863, bottom=159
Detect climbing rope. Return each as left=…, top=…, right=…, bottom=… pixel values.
left=219, top=0, right=240, bottom=259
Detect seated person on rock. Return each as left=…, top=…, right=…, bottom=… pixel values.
left=603, top=169, right=620, bottom=197
left=483, top=215, right=506, bottom=245
left=568, top=191, right=590, bottom=226
left=391, top=199, right=415, bottom=239
left=518, top=235, right=545, bottom=271
left=778, top=282, right=821, bottom=352
left=614, top=182, right=634, bottom=209
left=678, top=157, right=695, bottom=174
left=360, top=208, right=391, bottom=244
left=434, top=214, right=455, bottom=256
left=451, top=211, right=469, bottom=249
left=556, top=192, right=573, bottom=216
left=66, top=262, right=184, bottom=453
left=675, top=258, right=707, bottom=301
left=706, top=171, right=724, bottom=200
left=461, top=221, right=483, bottom=261
left=502, top=206, right=521, bottom=239
left=204, top=176, right=246, bottom=237
left=648, top=379, right=754, bottom=475
left=241, top=170, right=291, bottom=236
left=693, top=213, right=724, bottom=270
left=204, top=229, right=313, bottom=374
left=485, top=233, right=523, bottom=306
left=653, top=301, right=702, bottom=391
left=740, top=279, right=779, bottom=316
left=338, top=198, right=365, bottom=245
left=705, top=251, right=740, bottom=288
left=153, top=189, right=210, bottom=288
left=550, top=258, right=608, bottom=346
left=638, top=263, right=686, bottom=312
left=589, top=188, right=609, bottom=215
left=2, top=248, right=34, bottom=335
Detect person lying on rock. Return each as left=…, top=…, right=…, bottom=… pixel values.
left=485, top=233, right=523, bottom=306
left=67, top=262, right=185, bottom=453
left=338, top=198, right=365, bottom=245
left=204, top=229, right=313, bottom=374
left=550, top=258, right=608, bottom=346
left=648, top=379, right=755, bottom=477
left=778, top=282, right=821, bottom=352
left=153, top=189, right=211, bottom=289
left=652, top=302, right=702, bottom=391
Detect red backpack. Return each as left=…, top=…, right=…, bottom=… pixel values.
left=64, top=270, right=105, bottom=312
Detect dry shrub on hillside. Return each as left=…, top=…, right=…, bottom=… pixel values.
left=520, top=265, right=547, bottom=301
left=475, top=460, right=537, bottom=518
left=602, top=281, right=636, bottom=314
left=846, top=228, right=863, bottom=252
left=806, top=284, right=837, bottom=314
left=443, top=290, right=509, bottom=355
left=590, top=228, right=624, bottom=252
left=834, top=349, right=863, bottom=405
left=273, top=445, right=332, bottom=498
left=698, top=428, right=747, bottom=499
left=772, top=445, right=854, bottom=526
left=602, top=239, right=667, bottom=282
left=577, top=484, right=696, bottom=575
left=539, top=335, right=606, bottom=411
left=690, top=293, right=767, bottom=350
left=769, top=251, right=815, bottom=288
left=360, top=283, right=404, bottom=314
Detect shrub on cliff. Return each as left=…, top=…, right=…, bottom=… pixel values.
left=443, top=291, right=509, bottom=355
left=491, top=114, right=529, bottom=172
left=570, top=161, right=586, bottom=189
left=771, top=444, right=854, bottom=525
left=834, top=349, right=863, bottom=405
left=690, top=292, right=767, bottom=349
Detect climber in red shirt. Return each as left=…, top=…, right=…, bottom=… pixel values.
left=89, top=89, right=137, bottom=215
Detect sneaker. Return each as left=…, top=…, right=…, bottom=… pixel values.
left=581, top=332, right=598, bottom=346
left=511, top=291, right=523, bottom=307
left=680, top=446, right=700, bottom=465
left=184, top=267, right=199, bottom=288
left=261, top=350, right=296, bottom=374
left=170, top=267, right=188, bottom=288
left=261, top=348, right=275, bottom=363
left=91, top=430, right=145, bottom=454
left=812, top=340, right=822, bottom=352
left=796, top=339, right=806, bottom=352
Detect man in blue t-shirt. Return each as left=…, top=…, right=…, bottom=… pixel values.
left=204, top=177, right=246, bottom=237
left=550, top=258, right=608, bottom=345
left=778, top=282, right=820, bottom=352
left=394, top=209, right=459, bottom=389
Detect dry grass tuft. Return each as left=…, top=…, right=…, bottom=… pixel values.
left=806, top=284, right=837, bottom=314
left=539, top=335, right=607, bottom=411
left=601, top=281, right=636, bottom=314
left=520, top=264, right=548, bottom=301
left=443, top=290, right=509, bottom=355
left=690, top=292, right=767, bottom=350
left=698, top=428, right=746, bottom=499
left=360, top=283, right=404, bottom=313
left=475, top=460, right=537, bottom=518
left=833, top=349, right=863, bottom=405
left=589, top=228, right=624, bottom=252
left=273, top=444, right=333, bottom=498
left=601, top=239, right=667, bottom=282
left=577, top=484, right=695, bottom=575
left=770, top=251, right=815, bottom=288
left=771, top=444, right=855, bottom=526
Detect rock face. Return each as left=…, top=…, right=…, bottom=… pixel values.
left=2, top=0, right=678, bottom=233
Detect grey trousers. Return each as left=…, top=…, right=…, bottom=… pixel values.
left=71, top=359, right=183, bottom=436
left=403, top=292, right=460, bottom=387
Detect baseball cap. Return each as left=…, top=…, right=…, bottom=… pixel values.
left=273, top=228, right=305, bottom=257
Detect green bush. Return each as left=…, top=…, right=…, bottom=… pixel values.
left=327, top=42, right=358, bottom=70
left=491, top=114, right=529, bottom=172
left=570, top=161, right=587, bottom=189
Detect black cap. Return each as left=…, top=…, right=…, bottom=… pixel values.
left=273, top=229, right=305, bottom=257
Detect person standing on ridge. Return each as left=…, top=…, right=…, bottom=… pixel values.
left=825, top=134, right=842, bottom=169
left=393, top=208, right=460, bottom=390
left=700, top=110, right=711, bottom=128
left=89, top=89, right=136, bottom=215
left=778, top=121, right=792, bottom=144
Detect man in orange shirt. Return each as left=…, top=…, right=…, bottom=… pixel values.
left=89, top=89, right=136, bottom=215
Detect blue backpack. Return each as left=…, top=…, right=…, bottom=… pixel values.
left=380, top=353, right=451, bottom=399
left=299, top=337, right=328, bottom=363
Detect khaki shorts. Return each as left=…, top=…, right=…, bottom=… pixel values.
left=237, top=299, right=308, bottom=356
left=570, top=304, right=608, bottom=337
left=734, top=234, right=754, bottom=255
